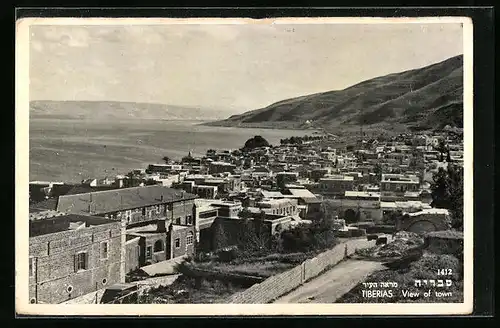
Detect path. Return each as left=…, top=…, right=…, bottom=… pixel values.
left=273, top=259, right=384, bottom=303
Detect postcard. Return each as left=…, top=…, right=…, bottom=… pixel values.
left=16, top=15, right=473, bottom=316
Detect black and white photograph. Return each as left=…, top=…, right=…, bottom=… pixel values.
left=16, top=16, right=473, bottom=315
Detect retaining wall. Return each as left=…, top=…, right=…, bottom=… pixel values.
left=227, top=239, right=372, bottom=304
left=182, top=266, right=266, bottom=287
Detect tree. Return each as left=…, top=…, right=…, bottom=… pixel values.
left=242, top=136, right=270, bottom=151
left=373, top=164, right=383, bottom=184
left=434, top=139, right=448, bottom=162
left=236, top=217, right=270, bottom=255
left=430, top=165, right=464, bottom=230
left=213, top=221, right=229, bottom=250
left=238, top=207, right=253, bottom=220
left=280, top=204, right=338, bottom=253
left=162, top=156, right=171, bottom=164
left=447, top=165, right=464, bottom=230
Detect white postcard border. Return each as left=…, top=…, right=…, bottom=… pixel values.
left=16, top=16, right=474, bottom=316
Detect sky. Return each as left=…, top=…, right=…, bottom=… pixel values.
left=29, top=20, right=464, bottom=114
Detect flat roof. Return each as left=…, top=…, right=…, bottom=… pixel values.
left=260, top=190, right=285, bottom=198
left=127, top=223, right=161, bottom=235
left=148, top=163, right=177, bottom=167
left=258, top=198, right=297, bottom=205
left=30, top=181, right=64, bottom=185
left=406, top=208, right=449, bottom=216
left=381, top=174, right=420, bottom=183
left=344, top=191, right=380, bottom=198
left=194, top=185, right=218, bottom=189
left=288, top=188, right=317, bottom=199
left=321, top=175, right=354, bottom=181
left=210, top=161, right=235, bottom=166
left=380, top=201, right=431, bottom=209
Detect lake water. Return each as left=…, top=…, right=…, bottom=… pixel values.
left=29, top=118, right=313, bottom=183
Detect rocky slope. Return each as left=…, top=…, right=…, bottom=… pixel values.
left=206, top=55, right=463, bottom=132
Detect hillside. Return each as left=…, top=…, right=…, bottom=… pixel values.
left=205, top=55, right=464, bottom=132
left=30, top=100, right=228, bottom=121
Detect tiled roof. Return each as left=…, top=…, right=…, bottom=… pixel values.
left=56, top=185, right=197, bottom=215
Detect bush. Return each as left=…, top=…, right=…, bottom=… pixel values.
left=216, top=247, right=240, bottom=263
left=280, top=217, right=337, bottom=253
left=334, top=230, right=352, bottom=238
left=366, top=225, right=396, bottom=234
left=351, top=228, right=366, bottom=237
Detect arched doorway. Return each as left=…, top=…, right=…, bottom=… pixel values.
left=344, top=209, right=357, bottom=223
left=407, top=220, right=437, bottom=234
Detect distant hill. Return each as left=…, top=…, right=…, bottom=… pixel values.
left=30, top=100, right=229, bottom=121
left=205, top=55, right=464, bottom=132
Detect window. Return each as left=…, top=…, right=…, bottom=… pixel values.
left=175, top=217, right=181, bottom=225
left=100, top=242, right=108, bottom=259
left=186, top=232, right=194, bottom=246
left=186, top=215, right=193, bottom=225
left=29, top=257, right=35, bottom=278
left=175, top=238, right=180, bottom=248
left=146, top=246, right=153, bottom=259
left=142, top=208, right=146, bottom=216
left=154, top=240, right=164, bottom=253
left=74, top=252, right=88, bottom=272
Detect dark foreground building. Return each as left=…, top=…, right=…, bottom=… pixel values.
left=29, top=214, right=124, bottom=304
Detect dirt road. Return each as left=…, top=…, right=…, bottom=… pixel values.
left=273, top=259, right=385, bottom=303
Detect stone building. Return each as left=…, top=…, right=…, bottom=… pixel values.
left=324, top=191, right=382, bottom=223
left=29, top=214, right=124, bottom=304
left=318, top=175, right=355, bottom=198
left=53, top=185, right=198, bottom=274
left=397, top=208, right=451, bottom=234
left=380, top=173, right=420, bottom=201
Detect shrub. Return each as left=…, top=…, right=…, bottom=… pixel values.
left=216, top=247, right=240, bottom=263
left=280, top=217, right=338, bottom=253
left=351, top=228, right=366, bottom=237
left=366, top=225, right=396, bottom=234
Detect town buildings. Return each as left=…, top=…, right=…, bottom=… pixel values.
left=318, top=175, right=355, bottom=197
left=27, top=129, right=462, bottom=303
left=380, top=173, right=420, bottom=201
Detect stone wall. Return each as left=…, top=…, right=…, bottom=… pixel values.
left=425, top=231, right=463, bottom=255
left=227, top=240, right=365, bottom=304
left=125, top=238, right=141, bottom=274
left=228, top=265, right=304, bottom=304
left=29, top=221, right=123, bottom=304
